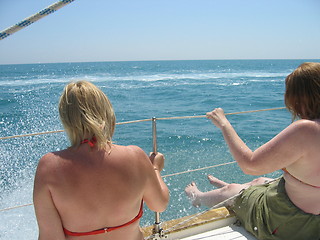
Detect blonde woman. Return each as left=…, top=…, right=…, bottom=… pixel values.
left=185, top=62, right=320, bottom=239
left=33, top=81, right=169, bottom=240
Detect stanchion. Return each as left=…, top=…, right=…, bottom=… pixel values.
left=151, top=117, right=167, bottom=239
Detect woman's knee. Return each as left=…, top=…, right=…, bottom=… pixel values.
left=223, top=183, right=244, bottom=194
left=251, top=177, right=271, bottom=185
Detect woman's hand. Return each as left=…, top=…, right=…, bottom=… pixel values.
left=206, top=108, right=230, bottom=129
left=145, top=152, right=169, bottom=212
left=149, top=152, right=165, bottom=171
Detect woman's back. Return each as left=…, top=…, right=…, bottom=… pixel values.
left=283, top=119, right=320, bottom=215
left=36, top=144, right=154, bottom=240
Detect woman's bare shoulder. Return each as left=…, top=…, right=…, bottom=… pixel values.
left=35, top=153, right=58, bottom=183
left=111, top=145, right=151, bottom=173
left=289, top=119, right=320, bottom=134
left=37, top=149, right=70, bottom=174
left=39, top=149, right=69, bottom=162
left=114, top=144, right=147, bottom=155
left=38, top=152, right=57, bottom=166
left=292, top=118, right=320, bottom=126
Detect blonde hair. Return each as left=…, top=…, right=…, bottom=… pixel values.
left=59, top=81, right=115, bottom=149
left=285, top=62, right=320, bottom=120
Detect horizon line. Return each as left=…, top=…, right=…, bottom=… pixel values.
left=1, top=58, right=320, bottom=66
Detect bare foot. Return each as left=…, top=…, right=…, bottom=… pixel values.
left=184, top=182, right=202, bottom=207
left=207, top=175, right=228, bottom=188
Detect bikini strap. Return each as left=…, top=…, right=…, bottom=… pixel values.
left=63, top=201, right=144, bottom=236
left=63, top=227, right=106, bottom=236
left=80, top=137, right=97, bottom=147
left=106, top=200, right=144, bottom=232
left=282, top=168, right=320, bottom=188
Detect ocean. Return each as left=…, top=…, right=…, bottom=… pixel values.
left=0, top=59, right=319, bottom=239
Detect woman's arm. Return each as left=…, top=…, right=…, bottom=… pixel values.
left=136, top=149, right=169, bottom=213
left=33, top=156, right=66, bottom=240
left=206, top=108, right=305, bottom=175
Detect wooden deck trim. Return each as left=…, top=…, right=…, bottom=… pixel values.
left=142, top=207, right=236, bottom=239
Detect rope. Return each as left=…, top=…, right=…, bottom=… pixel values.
left=0, top=119, right=153, bottom=140
left=163, top=161, right=236, bottom=178
left=0, top=107, right=286, bottom=140
left=0, top=130, right=65, bottom=140
left=0, top=203, right=33, bottom=212
left=116, top=118, right=152, bottom=125
left=0, top=0, right=76, bottom=40
left=156, top=107, right=286, bottom=121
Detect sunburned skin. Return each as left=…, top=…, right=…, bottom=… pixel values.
left=283, top=171, right=320, bottom=215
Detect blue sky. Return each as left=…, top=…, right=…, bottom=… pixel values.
left=0, top=0, right=319, bottom=64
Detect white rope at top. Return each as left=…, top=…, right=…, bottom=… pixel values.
left=0, top=0, right=76, bottom=40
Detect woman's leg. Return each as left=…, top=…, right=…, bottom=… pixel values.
left=185, top=181, right=244, bottom=207
left=207, top=174, right=229, bottom=187
left=185, top=175, right=274, bottom=208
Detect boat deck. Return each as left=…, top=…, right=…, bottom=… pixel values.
left=181, top=225, right=256, bottom=240
left=142, top=207, right=257, bottom=240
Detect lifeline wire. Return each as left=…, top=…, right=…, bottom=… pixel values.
left=162, top=161, right=236, bottom=178
left=0, top=0, right=76, bottom=40
left=0, top=107, right=286, bottom=140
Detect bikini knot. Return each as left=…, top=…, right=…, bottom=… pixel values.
left=80, top=137, right=97, bottom=147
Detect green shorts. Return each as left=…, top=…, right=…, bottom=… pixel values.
left=230, top=177, right=320, bottom=240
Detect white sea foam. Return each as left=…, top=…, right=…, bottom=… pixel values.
left=0, top=69, right=287, bottom=87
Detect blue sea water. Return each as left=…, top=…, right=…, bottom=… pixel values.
left=0, top=59, right=319, bottom=239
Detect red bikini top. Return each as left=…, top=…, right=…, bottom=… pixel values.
left=63, top=201, right=144, bottom=236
